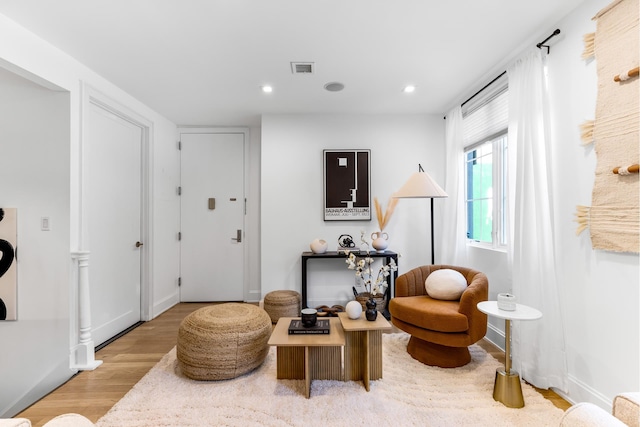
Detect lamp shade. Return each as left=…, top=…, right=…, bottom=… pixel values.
left=393, top=171, right=448, bottom=199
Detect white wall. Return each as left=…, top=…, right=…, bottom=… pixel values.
left=0, top=68, right=72, bottom=417
left=151, top=120, right=181, bottom=316
left=261, top=114, right=445, bottom=307
left=0, top=13, right=180, bottom=417
left=547, top=0, right=639, bottom=407
left=247, top=126, right=262, bottom=301
left=464, top=0, right=639, bottom=410
left=464, top=248, right=510, bottom=347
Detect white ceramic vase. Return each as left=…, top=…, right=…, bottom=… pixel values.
left=310, top=238, right=328, bottom=254
left=371, top=232, right=389, bottom=252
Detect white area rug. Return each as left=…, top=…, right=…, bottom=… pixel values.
left=97, top=333, right=564, bottom=426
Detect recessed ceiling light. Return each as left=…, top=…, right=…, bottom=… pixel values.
left=262, top=85, right=273, bottom=93
left=403, top=85, right=416, bottom=93
left=324, top=82, right=345, bottom=92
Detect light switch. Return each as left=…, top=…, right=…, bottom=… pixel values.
left=41, top=217, right=50, bottom=231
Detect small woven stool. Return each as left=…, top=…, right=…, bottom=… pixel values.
left=177, top=303, right=271, bottom=380
left=263, top=290, right=301, bottom=323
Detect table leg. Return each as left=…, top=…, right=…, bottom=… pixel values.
left=505, top=319, right=511, bottom=373
left=363, top=331, right=370, bottom=391
left=493, top=319, right=525, bottom=408
left=381, top=255, right=397, bottom=320
left=301, top=258, right=308, bottom=308
left=304, top=346, right=310, bottom=399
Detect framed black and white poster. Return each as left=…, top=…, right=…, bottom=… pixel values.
left=323, top=149, right=371, bottom=221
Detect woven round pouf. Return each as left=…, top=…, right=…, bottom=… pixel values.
left=177, top=303, right=271, bottom=380
left=263, top=290, right=301, bottom=323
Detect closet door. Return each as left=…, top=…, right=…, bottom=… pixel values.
left=86, top=102, right=143, bottom=345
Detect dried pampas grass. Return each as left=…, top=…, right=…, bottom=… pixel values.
left=374, top=197, right=398, bottom=231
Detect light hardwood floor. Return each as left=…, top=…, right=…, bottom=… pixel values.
left=15, top=303, right=570, bottom=426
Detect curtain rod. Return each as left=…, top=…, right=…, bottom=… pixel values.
left=460, top=70, right=506, bottom=108
left=537, top=29, right=561, bottom=54
left=456, top=28, right=562, bottom=112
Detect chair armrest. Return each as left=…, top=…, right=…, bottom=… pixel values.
left=42, top=414, right=94, bottom=427
left=458, top=270, right=488, bottom=341
left=458, top=271, right=488, bottom=316
left=560, top=402, right=627, bottom=426
left=0, top=419, right=31, bottom=427
left=613, top=392, right=640, bottom=427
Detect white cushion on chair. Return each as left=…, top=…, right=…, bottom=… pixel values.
left=425, top=269, right=467, bottom=301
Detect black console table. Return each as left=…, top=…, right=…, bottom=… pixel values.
left=301, top=251, right=399, bottom=320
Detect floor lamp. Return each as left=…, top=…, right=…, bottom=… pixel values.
left=393, top=164, right=448, bottom=265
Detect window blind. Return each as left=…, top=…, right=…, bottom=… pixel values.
left=462, top=74, right=508, bottom=149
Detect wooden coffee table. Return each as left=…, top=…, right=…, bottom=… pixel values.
left=267, top=317, right=345, bottom=398
left=338, top=312, right=392, bottom=391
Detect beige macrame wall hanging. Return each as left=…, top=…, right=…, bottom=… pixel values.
left=576, top=0, right=639, bottom=254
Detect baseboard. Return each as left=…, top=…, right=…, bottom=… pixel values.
left=483, top=322, right=506, bottom=352
left=152, top=292, right=180, bottom=319
left=562, top=374, right=614, bottom=412
left=95, top=321, right=144, bottom=351
left=245, top=289, right=261, bottom=303
left=482, top=324, right=613, bottom=413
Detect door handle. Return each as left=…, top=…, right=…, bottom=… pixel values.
left=231, top=229, right=242, bottom=243
left=135, top=241, right=144, bottom=248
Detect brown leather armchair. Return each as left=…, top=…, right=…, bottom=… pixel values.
left=389, top=265, right=488, bottom=368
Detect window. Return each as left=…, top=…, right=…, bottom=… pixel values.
left=462, top=74, right=508, bottom=249
left=465, top=135, right=507, bottom=247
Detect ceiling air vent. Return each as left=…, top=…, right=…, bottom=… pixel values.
left=291, top=62, right=315, bottom=74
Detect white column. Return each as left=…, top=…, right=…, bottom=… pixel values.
left=71, top=251, right=102, bottom=370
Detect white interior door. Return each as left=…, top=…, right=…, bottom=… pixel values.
left=86, top=102, right=142, bottom=346
left=180, top=132, right=244, bottom=301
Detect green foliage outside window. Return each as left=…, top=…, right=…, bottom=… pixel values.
left=466, top=144, right=494, bottom=243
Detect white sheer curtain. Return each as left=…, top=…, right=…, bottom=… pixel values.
left=440, top=106, right=468, bottom=266
left=507, top=49, right=567, bottom=391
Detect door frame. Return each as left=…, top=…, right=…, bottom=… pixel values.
left=79, top=83, right=153, bottom=322
left=178, top=127, right=250, bottom=301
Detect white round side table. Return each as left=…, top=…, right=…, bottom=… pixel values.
left=477, top=300, right=542, bottom=408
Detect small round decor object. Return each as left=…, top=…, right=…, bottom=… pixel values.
left=345, top=300, right=363, bottom=319
left=310, top=238, right=328, bottom=254
left=365, top=298, right=378, bottom=321
left=301, top=308, right=318, bottom=327
left=338, top=234, right=355, bottom=248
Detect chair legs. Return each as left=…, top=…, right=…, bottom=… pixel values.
left=407, top=336, right=471, bottom=368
